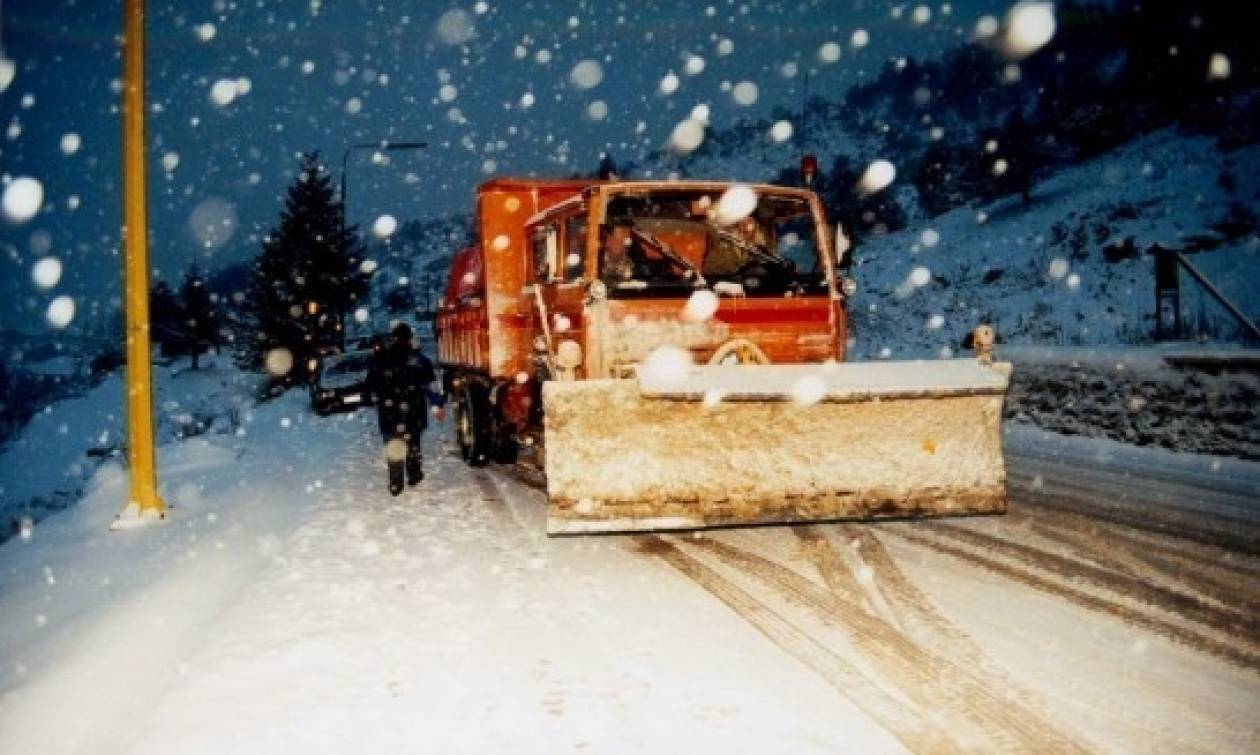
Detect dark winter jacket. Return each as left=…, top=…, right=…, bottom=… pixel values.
left=367, top=341, right=444, bottom=439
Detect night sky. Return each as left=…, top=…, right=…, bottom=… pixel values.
left=0, top=0, right=1010, bottom=333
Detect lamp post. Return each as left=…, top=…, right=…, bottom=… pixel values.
left=340, top=141, right=426, bottom=233
left=340, top=141, right=425, bottom=343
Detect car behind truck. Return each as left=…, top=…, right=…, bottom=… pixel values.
left=436, top=177, right=1010, bottom=534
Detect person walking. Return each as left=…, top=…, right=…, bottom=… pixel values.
left=367, top=323, right=445, bottom=496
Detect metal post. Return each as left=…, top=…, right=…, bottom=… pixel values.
left=1175, top=251, right=1260, bottom=342
left=340, top=141, right=426, bottom=232
left=1152, top=245, right=1180, bottom=341
left=340, top=141, right=425, bottom=344
left=112, top=0, right=166, bottom=528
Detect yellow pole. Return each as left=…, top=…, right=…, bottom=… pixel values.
left=112, top=0, right=165, bottom=528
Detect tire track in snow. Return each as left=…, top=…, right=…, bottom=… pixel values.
left=1007, top=473, right=1260, bottom=557
left=799, top=525, right=1047, bottom=704
left=799, top=524, right=1236, bottom=752
left=677, top=534, right=1090, bottom=754
left=633, top=535, right=965, bottom=755
left=883, top=525, right=1260, bottom=671
left=924, top=521, right=1260, bottom=645
left=1023, top=514, right=1260, bottom=618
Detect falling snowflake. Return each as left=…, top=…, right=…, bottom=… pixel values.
left=682, top=289, right=719, bottom=322
left=436, top=9, right=476, bottom=45
left=714, top=184, right=757, bottom=226
left=586, top=100, right=609, bottom=120
left=569, top=59, right=604, bottom=89
left=659, top=71, right=680, bottom=95
left=46, top=295, right=75, bottom=329
left=60, top=133, right=81, bottom=156
left=209, top=79, right=238, bottom=106
left=31, top=257, right=62, bottom=289
left=857, top=160, right=896, bottom=195
left=1002, top=2, right=1056, bottom=59
left=373, top=214, right=398, bottom=239
left=265, top=348, right=294, bottom=376
left=1207, top=53, right=1230, bottom=81
left=768, top=120, right=794, bottom=143
left=2, top=176, right=44, bottom=223
left=640, top=345, right=692, bottom=385
left=0, top=58, right=15, bottom=93
left=669, top=118, right=705, bottom=154
left=791, top=375, right=827, bottom=406
left=732, top=81, right=759, bottom=106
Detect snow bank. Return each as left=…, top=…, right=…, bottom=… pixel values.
left=0, top=356, right=258, bottom=542
left=1003, top=348, right=1260, bottom=460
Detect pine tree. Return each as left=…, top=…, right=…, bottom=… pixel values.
left=149, top=280, right=184, bottom=357
left=178, top=263, right=224, bottom=370
left=235, top=152, right=368, bottom=384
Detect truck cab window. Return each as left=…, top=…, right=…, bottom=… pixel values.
left=564, top=215, right=587, bottom=282
left=774, top=215, right=820, bottom=274
left=531, top=225, right=559, bottom=282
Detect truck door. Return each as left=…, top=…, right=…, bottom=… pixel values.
left=521, top=211, right=590, bottom=380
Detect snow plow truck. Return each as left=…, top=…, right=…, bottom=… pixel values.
left=435, top=176, right=1011, bottom=534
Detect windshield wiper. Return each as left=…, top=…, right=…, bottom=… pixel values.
left=717, top=229, right=792, bottom=270
left=631, top=228, right=706, bottom=286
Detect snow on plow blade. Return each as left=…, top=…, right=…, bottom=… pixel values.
left=543, top=360, right=1011, bottom=534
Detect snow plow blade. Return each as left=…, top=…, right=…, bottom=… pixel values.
left=543, top=360, right=1011, bottom=534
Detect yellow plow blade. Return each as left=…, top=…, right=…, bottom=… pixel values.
left=543, top=360, right=1010, bottom=534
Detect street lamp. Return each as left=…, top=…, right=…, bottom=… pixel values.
left=339, top=141, right=425, bottom=347
left=340, top=140, right=426, bottom=233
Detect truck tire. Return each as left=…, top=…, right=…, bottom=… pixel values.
left=456, top=382, right=491, bottom=467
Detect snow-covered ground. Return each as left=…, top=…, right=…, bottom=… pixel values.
left=0, top=358, right=255, bottom=540
left=2, top=359, right=1257, bottom=753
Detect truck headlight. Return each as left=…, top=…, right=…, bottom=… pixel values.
left=841, top=277, right=858, bottom=297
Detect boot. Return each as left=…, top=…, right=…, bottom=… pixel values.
left=406, top=445, right=424, bottom=485
left=388, top=459, right=404, bottom=496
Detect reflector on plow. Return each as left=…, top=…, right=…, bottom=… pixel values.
left=543, top=360, right=1011, bottom=534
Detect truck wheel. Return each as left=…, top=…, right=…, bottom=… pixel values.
left=456, top=383, right=491, bottom=467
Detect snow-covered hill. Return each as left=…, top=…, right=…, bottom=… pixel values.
left=848, top=131, right=1260, bottom=358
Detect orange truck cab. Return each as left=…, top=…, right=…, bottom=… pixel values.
left=436, top=178, right=852, bottom=465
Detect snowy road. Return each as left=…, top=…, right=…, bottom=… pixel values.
left=2, top=397, right=1258, bottom=754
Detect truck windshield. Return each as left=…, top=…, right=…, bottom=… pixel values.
left=598, top=190, right=827, bottom=297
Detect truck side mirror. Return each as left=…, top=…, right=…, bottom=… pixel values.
left=835, top=223, right=852, bottom=268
